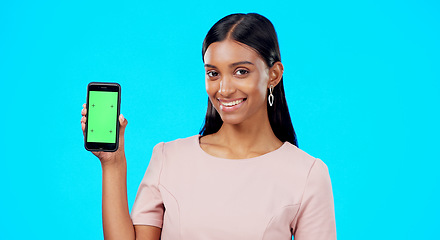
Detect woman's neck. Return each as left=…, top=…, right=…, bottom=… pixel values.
left=213, top=113, right=282, bottom=155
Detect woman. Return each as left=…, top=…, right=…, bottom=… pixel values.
left=81, top=13, right=336, bottom=240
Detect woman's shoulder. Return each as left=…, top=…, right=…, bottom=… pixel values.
left=281, top=142, right=315, bottom=161
left=152, top=135, right=199, bottom=153
left=279, top=142, right=329, bottom=171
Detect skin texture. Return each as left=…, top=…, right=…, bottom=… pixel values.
left=201, top=39, right=284, bottom=159
left=79, top=38, right=284, bottom=239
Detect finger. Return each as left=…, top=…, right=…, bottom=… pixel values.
left=81, top=115, right=86, bottom=136
left=83, top=103, right=86, bottom=108
left=119, top=114, right=128, bottom=136
left=81, top=107, right=87, bottom=116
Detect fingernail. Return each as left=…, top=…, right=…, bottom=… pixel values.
left=120, top=114, right=125, bottom=121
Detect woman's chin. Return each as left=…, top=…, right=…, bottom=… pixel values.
left=219, top=114, right=246, bottom=126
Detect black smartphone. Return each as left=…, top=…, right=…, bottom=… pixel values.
left=85, top=82, right=121, bottom=152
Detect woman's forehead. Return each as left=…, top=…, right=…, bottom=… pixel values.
left=204, top=40, right=264, bottom=66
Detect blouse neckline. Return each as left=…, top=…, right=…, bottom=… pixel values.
left=194, top=134, right=288, bottom=161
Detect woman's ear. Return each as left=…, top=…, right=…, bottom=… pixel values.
left=268, top=62, right=284, bottom=87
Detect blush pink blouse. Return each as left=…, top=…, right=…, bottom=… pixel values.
left=131, top=135, right=336, bottom=239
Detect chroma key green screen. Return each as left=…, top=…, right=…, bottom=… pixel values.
left=87, top=91, right=118, bottom=143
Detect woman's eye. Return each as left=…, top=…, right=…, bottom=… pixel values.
left=235, top=69, right=249, bottom=76
left=207, top=71, right=219, bottom=78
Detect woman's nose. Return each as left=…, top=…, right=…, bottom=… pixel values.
left=218, top=77, right=236, bottom=96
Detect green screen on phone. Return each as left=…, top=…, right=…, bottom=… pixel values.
left=87, top=91, right=118, bottom=143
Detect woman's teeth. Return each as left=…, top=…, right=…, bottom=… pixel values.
left=220, top=99, right=244, bottom=107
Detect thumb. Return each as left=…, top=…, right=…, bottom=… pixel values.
left=119, top=114, right=128, bottom=137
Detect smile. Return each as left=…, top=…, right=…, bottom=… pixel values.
left=219, top=98, right=245, bottom=107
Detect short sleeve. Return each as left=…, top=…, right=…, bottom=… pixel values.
left=130, top=142, right=165, bottom=228
left=292, top=158, right=337, bottom=240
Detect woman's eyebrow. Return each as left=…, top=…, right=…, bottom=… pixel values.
left=230, top=61, right=254, bottom=67
left=204, top=64, right=217, bottom=68
left=204, top=61, right=254, bottom=69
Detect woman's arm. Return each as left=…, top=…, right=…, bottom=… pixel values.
left=101, top=158, right=162, bottom=240
left=293, top=158, right=336, bottom=240
left=81, top=104, right=161, bottom=240
left=134, top=226, right=162, bottom=240
left=101, top=158, right=135, bottom=239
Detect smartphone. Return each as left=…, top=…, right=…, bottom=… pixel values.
left=85, top=82, right=121, bottom=152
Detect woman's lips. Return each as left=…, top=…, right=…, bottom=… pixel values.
left=218, top=98, right=246, bottom=112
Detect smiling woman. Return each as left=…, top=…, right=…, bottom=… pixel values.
left=81, top=13, right=336, bottom=240
left=200, top=14, right=298, bottom=147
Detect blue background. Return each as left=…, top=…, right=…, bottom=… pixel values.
left=1, top=0, right=439, bottom=239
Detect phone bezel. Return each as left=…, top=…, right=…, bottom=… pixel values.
left=85, top=82, right=121, bottom=152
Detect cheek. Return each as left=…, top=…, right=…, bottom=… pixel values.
left=255, top=73, right=270, bottom=99
left=239, top=76, right=268, bottom=100
left=205, top=80, right=218, bottom=97
left=251, top=86, right=268, bottom=104
left=205, top=81, right=220, bottom=111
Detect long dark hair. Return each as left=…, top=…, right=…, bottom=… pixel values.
left=199, top=13, right=298, bottom=147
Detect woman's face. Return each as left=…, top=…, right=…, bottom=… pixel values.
left=204, top=39, right=271, bottom=125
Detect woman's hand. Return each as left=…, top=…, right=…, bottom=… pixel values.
left=81, top=103, right=128, bottom=165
